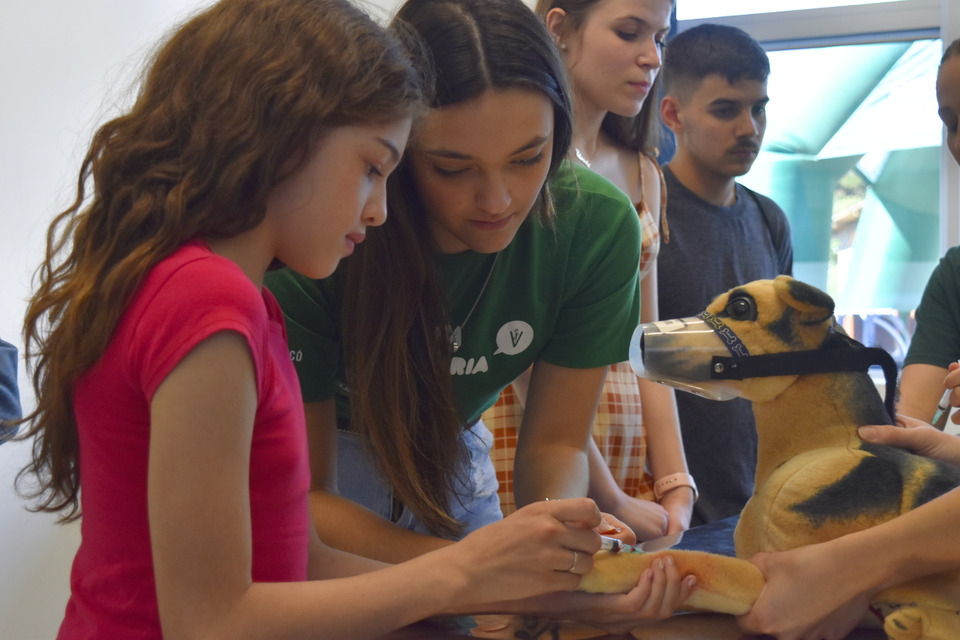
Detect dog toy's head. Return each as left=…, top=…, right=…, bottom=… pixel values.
left=631, top=276, right=837, bottom=403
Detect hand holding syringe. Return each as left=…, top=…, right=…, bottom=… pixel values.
left=933, top=360, right=960, bottom=427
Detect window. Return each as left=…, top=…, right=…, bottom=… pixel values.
left=740, top=39, right=941, bottom=366
left=679, top=0, right=909, bottom=21
left=675, top=1, right=953, bottom=367
left=677, top=0, right=940, bottom=47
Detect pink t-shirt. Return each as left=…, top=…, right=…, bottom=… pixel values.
left=59, top=242, right=310, bottom=639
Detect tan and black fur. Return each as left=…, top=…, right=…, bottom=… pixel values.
left=580, top=276, right=960, bottom=639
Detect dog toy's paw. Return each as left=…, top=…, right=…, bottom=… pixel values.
left=884, top=605, right=960, bottom=640
left=578, top=549, right=763, bottom=616
left=884, top=606, right=924, bottom=640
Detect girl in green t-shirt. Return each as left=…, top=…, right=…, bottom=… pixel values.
left=266, top=0, right=696, bottom=627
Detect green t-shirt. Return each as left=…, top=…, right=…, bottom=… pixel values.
left=905, top=245, right=960, bottom=369
left=265, top=163, right=641, bottom=425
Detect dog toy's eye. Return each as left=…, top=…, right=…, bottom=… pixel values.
left=725, top=295, right=757, bottom=321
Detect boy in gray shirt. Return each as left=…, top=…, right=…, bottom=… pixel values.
left=657, top=23, right=793, bottom=525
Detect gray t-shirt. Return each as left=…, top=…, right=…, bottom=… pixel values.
left=657, top=166, right=793, bottom=525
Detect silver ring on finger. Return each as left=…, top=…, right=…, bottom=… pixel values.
left=568, top=551, right=579, bottom=572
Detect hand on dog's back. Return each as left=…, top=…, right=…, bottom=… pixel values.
left=859, top=420, right=960, bottom=468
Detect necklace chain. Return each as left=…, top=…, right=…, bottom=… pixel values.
left=449, top=253, right=500, bottom=353
left=574, top=147, right=592, bottom=168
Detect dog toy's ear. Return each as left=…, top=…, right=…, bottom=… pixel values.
left=773, top=276, right=834, bottom=326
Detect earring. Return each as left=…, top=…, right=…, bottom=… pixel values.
left=558, top=42, right=567, bottom=50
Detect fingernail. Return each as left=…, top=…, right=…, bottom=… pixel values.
left=666, top=555, right=675, bottom=566
left=657, top=559, right=664, bottom=570
left=597, top=520, right=621, bottom=534
left=858, top=426, right=876, bottom=440
left=685, top=576, right=697, bottom=589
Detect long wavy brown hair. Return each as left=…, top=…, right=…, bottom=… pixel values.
left=17, top=0, right=425, bottom=522
left=534, top=0, right=674, bottom=154
left=341, top=0, right=573, bottom=538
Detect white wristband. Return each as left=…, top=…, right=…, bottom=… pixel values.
left=653, top=472, right=698, bottom=503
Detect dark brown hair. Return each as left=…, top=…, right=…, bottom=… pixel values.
left=943, top=37, right=960, bottom=66
left=18, top=0, right=425, bottom=521
left=535, top=0, right=675, bottom=153
left=661, top=23, right=770, bottom=98
left=341, top=0, right=574, bottom=538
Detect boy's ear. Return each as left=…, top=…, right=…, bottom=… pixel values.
left=544, top=8, right=566, bottom=43
left=660, top=95, right=682, bottom=133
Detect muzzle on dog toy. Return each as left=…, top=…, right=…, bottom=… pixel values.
left=631, top=310, right=898, bottom=415
left=629, top=313, right=746, bottom=402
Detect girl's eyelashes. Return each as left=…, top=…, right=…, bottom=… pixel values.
left=431, top=152, right=544, bottom=177
left=433, top=165, right=468, bottom=177
left=613, top=16, right=671, bottom=45
left=617, top=30, right=670, bottom=50
left=514, top=151, right=545, bottom=167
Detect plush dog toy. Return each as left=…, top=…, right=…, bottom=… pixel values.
left=578, top=275, right=960, bottom=640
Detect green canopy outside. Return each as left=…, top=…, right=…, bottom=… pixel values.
left=740, top=39, right=943, bottom=316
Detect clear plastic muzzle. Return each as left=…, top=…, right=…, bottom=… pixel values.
left=629, top=317, right=744, bottom=401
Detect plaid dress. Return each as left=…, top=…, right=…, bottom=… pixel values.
left=484, top=154, right=667, bottom=514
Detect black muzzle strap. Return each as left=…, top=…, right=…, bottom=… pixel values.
left=710, top=347, right=898, bottom=417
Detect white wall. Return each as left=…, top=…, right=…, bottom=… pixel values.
left=0, top=1, right=396, bottom=636
left=1, top=5, right=210, bottom=636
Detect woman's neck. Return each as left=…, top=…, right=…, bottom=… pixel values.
left=571, top=98, right=643, bottom=201
left=571, top=92, right=607, bottom=165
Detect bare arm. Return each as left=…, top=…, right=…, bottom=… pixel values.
left=739, top=485, right=960, bottom=640
left=898, top=362, right=951, bottom=427
left=148, top=331, right=628, bottom=639
left=575, top=157, right=689, bottom=537
left=514, top=360, right=605, bottom=506
left=739, top=421, right=960, bottom=639
left=640, top=378, right=693, bottom=535
left=636, top=261, right=692, bottom=534
left=510, top=367, right=644, bottom=542
left=302, top=400, right=452, bottom=563
left=585, top=431, right=666, bottom=541
left=148, top=332, right=453, bottom=637
left=584, top=265, right=690, bottom=540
